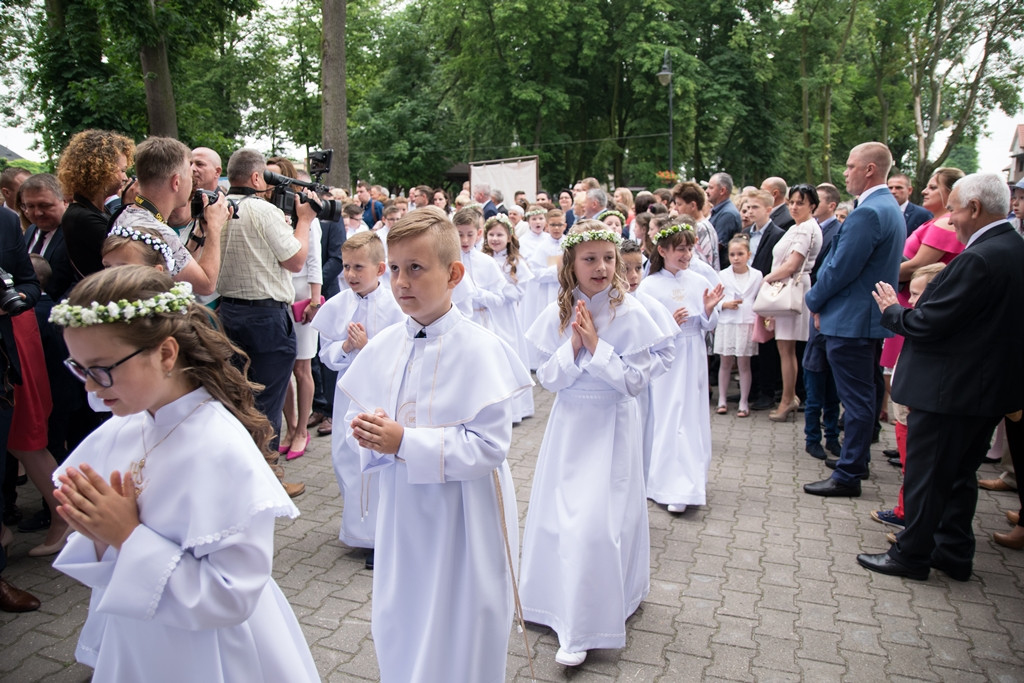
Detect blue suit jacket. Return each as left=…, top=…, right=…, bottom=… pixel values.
left=805, top=188, right=905, bottom=338
left=903, top=202, right=933, bottom=237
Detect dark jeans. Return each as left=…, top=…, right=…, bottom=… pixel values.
left=0, top=398, right=14, bottom=574
left=311, top=349, right=336, bottom=416
left=890, top=410, right=1000, bottom=571
left=824, top=336, right=877, bottom=485
left=753, top=338, right=780, bottom=401
left=218, top=302, right=296, bottom=450
left=1002, top=416, right=1024, bottom=525
left=804, top=367, right=840, bottom=446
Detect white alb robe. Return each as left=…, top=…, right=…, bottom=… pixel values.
left=459, top=247, right=507, bottom=331
left=521, top=234, right=564, bottom=367
left=490, top=249, right=535, bottom=420
left=53, top=388, right=318, bottom=683
left=631, top=289, right=680, bottom=480
left=639, top=267, right=721, bottom=506
left=520, top=287, right=670, bottom=652
left=311, top=282, right=404, bottom=547
left=340, top=307, right=532, bottom=683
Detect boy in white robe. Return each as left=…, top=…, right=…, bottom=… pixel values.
left=311, top=232, right=403, bottom=567
left=453, top=206, right=507, bottom=331
left=341, top=206, right=532, bottom=683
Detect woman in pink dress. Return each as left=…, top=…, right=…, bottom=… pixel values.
left=879, top=167, right=965, bottom=403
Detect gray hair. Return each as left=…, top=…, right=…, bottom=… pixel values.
left=18, top=173, right=63, bottom=200
left=587, top=187, right=608, bottom=208
left=951, top=173, right=1011, bottom=216
left=227, top=148, right=267, bottom=183
left=710, top=172, right=734, bottom=194
left=491, top=188, right=504, bottom=203
left=472, top=183, right=491, bottom=196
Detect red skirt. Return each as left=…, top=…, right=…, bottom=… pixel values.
left=8, top=312, right=52, bottom=451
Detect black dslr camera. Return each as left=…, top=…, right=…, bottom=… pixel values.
left=0, top=267, right=29, bottom=315
left=263, top=149, right=342, bottom=223
left=190, top=189, right=239, bottom=220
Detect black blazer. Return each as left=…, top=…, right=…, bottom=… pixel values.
left=0, top=210, right=42, bottom=386
left=24, top=225, right=74, bottom=300
left=770, top=204, right=795, bottom=230
left=885, top=223, right=1024, bottom=415
left=744, top=221, right=784, bottom=277
left=903, top=202, right=933, bottom=236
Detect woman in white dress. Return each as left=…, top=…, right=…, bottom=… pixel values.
left=521, top=222, right=670, bottom=667
left=638, top=222, right=725, bottom=513
left=49, top=266, right=318, bottom=683
left=763, top=184, right=822, bottom=422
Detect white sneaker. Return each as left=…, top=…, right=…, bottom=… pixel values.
left=555, top=646, right=587, bottom=666
left=667, top=504, right=687, bottom=513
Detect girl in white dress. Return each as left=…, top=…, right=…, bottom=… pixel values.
left=714, top=235, right=763, bottom=417
left=522, top=209, right=568, bottom=368
left=482, top=213, right=535, bottom=421
left=638, top=222, right=725, bottom=513
left=521, top=221, right=670, bottom=667
left=49, top=266, right=318, bottom=683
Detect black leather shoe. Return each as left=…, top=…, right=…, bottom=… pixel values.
left=856, top=552, right=928, bottom=580
left=825, top=458, right=870, bottom=479
left=826, top=439, right=842, bottom=457
left=887, top=456, right=901, bottom=467
left=750, top=396, right=775, bottom=411
left=805, top=443, right=827, bottom=460
left=882, top=448, right=899, bottom=458
left=365, top=550, right=374, bottom=570
left=17, top=507, right=51, bottom=532
left=804, top=477, right=861, bottom=497
left=930, top=560, right=971, bottom=582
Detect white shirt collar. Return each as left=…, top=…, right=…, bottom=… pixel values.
left=857, top=184, right=889, bottom=202
left=964, top=219, right=1007, bottom=249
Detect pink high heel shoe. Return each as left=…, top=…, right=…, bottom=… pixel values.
left=286, top=434, right=311, bottom=461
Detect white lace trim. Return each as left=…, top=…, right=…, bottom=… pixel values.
left=147, top=549, right=183, bottom=620
left=181, top=500, right=298, bottom=550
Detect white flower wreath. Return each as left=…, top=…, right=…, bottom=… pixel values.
left=49, top=282, right=195, bottom=328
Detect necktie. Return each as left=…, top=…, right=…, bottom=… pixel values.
left=853, top=198, right=859, bottom=209
left=30, top=233, right=45, bottom=255
left=415, top=329, right=426, bottom=339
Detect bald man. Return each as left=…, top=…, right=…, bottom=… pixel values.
left=760, top=176, right=795, bottom=230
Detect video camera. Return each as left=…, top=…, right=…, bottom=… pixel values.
left=263, top=149, right=342, bottom=223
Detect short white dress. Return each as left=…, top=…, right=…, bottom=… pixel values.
left=713, top=265, right=763, bottom=356
left=769, top=218, right=821, bottom=342
left=291, top=219, right=323, bottom=359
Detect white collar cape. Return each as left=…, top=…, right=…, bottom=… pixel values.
left=310, top=282, right=403, bottom=341
left=339, top=306, right=532, bottom=427
left=527, top=286, right=673, bottom=357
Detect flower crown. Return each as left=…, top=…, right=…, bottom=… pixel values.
left=598, top=209, right=626, bottom=224
left=486, top=213, right=512, bottom=228
left=653, top=223, right=694, bottom=244
left=49, top=282, right=195, bottom=328
left=109, top=225, right=175, bottom=271
left=562, top=229, right=623, bottom=251
left=524, top=208, right=546, bottom=218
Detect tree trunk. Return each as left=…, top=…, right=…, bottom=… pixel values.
left=139, top=0, right=177, bottom=137
left=321, top=0, right=350, bottom=188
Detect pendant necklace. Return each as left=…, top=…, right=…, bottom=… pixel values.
left=131, top=398, right=214, bottom=495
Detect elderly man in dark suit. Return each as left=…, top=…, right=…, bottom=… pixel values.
left=803, top=142, right=905, bottom=496
left=857, top=173, right=1024, bottom=581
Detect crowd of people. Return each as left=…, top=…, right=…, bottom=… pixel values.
left=0, top=131, right=1022, bottom=681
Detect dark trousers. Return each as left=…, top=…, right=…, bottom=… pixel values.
left=804, top=366, right=840, bottom=446
left=890, top=410, right=1000, bottom=571
left=753, top=338, right=780, bottom=401
left=218, top=302, right=295, bottom=450
left=1001, top=416, right=1024, bottom=525
left=311, top=348, right=336, bottom=416
left=824, top=336, right=876, bottom=485
left=0, top=398, right=14, bottom=574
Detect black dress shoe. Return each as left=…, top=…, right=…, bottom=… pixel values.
left=804, top=477, right=861, bottom=497
left=887, top=456, right=901, bottom=467
left=17, top=507, right=51, bottom=532
left=882, top=448, right=899, bottom=458
left=826, top=439, right=842, bottom=457
left=856, top=552, right=928, bottom=580
left=930, top=560, right=971, bottom=582
left=824, top=458, right=870, bottom=479
left=365, top=550, right=374, bottom=570
left=750, top=396, right=775, bottom=411
left=805, top=442, right=827, bottom=460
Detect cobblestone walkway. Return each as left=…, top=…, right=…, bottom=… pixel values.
left=2, top=383, right=1022, bottom=681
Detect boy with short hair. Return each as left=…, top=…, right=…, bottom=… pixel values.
left=311, top=232, right=403, bottom=568
left=341, top=206, right=531, bottom=683
left=452, top=206, right=506, bottom=330
left=342, top=202, right=368, bottom=239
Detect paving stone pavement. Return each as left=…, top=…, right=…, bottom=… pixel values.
left=2, top=382, right=1023, bottom=682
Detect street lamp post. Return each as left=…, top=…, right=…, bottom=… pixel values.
left=657, top=50, right=674, bottom=177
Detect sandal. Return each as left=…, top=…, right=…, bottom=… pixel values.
left=736, top=409, right=750, bottom=418
left=716, top=406, right=728, bottom=415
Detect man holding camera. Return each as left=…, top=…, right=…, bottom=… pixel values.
left=219, top=149, right=315, bottom=497
left=112, top=137, right=226, bottom=296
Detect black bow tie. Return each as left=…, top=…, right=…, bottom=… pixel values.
left=415, top=329, right=426, bottom=339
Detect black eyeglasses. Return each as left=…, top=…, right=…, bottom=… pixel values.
left=64, top=347, right=149, bottom=387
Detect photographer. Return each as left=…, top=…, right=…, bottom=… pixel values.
left=112, top=137, right=228, bottom=296
left=218, top=148, right=316, bottom=498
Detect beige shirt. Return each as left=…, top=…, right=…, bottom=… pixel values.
left=218, top=195, right=300, bottom=303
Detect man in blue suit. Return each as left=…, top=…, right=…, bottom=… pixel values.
left=803, top=142, right=905, bottom=496
left=887, top=173, right=933, bottom=237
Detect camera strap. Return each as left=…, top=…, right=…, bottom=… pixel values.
left=106, top=194, right=164, bottom=231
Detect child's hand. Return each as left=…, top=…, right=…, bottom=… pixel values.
left=54, top=464, right=140, bottom=551
left=704, top=284, right=725, bottom=316
left=571, top=300, right=599, bottom=355
left=673, top=306, right=690, bottom=325
left=722, top=299, right=741, bottom=310
left=347, top=322, right=368, bottom=350
left=351, top=408, right=404, bottom=455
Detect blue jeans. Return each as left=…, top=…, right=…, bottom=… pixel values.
left=803, top=367, right=839, bottom=446
left=823, top=336, right=877, bottom=485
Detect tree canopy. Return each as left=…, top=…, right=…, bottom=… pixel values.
left=1, top=0, right=1020, bottom=196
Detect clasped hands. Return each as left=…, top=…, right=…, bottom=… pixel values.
left=570, top=300, right=599, bottom=358
left=341, top=322, right=368, bottom=353
left=351, top=408, right=404, bottom=455
left=53, top=464, right=140, bottom=557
